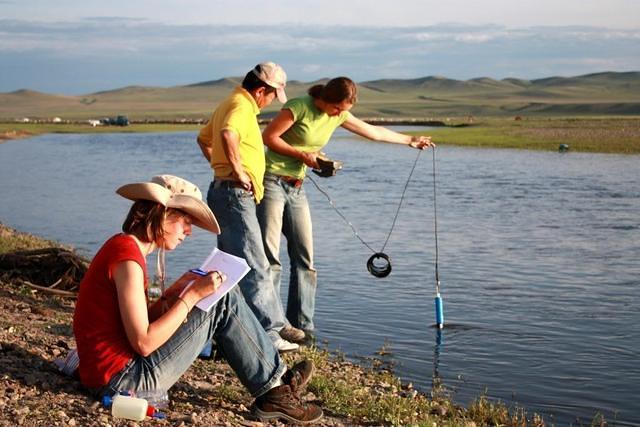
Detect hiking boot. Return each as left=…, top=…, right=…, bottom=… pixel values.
left=283, top=360, right=314, bottom=393
left=279, top=325, right=306, bottom=343
left=252, top=384, right=323, bottom=424
left=273, top=337, right=299, bottom=352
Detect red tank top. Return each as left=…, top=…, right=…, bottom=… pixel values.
left=73, top=234, right=147, bottom=388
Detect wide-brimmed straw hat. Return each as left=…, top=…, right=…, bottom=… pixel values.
left=116, top=175, right=220, bottom=234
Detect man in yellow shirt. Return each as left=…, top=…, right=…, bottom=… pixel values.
left=197, top=62, right=303, bottom=351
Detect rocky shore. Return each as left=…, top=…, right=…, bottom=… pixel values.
left=0, top=223, right=465, bottom=427
left=0, top=275, right=352, bottom=426
left=2, top=222, right=553, bottom=426
left=0, top=224, right=354, bottom=426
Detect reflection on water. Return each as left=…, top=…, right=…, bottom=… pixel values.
left=1, top=130, right=639, bottom=425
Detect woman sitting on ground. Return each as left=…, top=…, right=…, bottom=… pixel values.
left=72, top=174, right=322, bottom=423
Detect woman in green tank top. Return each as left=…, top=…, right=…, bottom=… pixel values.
left=258, top=77, right=435, bottom=340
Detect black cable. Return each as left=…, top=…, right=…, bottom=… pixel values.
left=306, top=148, right=425, bottom=278
left=381, top=148, right=423, bottom=252
left=306, top=175, right=377, bottom=253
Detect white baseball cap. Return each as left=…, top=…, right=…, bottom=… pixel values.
left=252, top=62, right=287, bottom=103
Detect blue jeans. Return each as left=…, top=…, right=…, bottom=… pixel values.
left=258, top=174, right=317, bottom=331
left=101, top=288, right=285, bottom=397
left=207, top=181, right=287, bottom=341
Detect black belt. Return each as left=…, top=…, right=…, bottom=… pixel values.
left=213, top=180, right=248, bottom=190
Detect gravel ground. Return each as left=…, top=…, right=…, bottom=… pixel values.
left=0, top=222, right=446, bottom=426
left=0, top=278, right=351, bottom=426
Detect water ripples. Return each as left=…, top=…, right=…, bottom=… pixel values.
left=1, top=130, right=639, bottom=425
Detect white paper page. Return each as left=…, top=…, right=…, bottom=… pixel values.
left=181, top=247, right=250, bottom=312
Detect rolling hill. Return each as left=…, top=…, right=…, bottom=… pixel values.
left=1, top=72, right=638, bottom=121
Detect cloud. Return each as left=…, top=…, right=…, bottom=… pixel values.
left=1, top=19, right=639, bottom=93
left=405, top=30, right=505, bottom=43
left=4, top=0, right=640, bottom=28
left=2, top=19, right=637, bottom=53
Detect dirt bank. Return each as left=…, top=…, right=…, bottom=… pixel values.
left=2, top=222, right=550, bottom=426
left=0, top=223, right=438, bottom=426
left=0, top=223, right=352, bottom=426
left=0, top=130, right=32, bottom=144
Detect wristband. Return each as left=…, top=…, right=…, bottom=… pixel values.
left=177, top=296, right=190, bottom=314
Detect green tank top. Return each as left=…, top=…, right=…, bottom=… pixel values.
left=265, top=95, right=350, bottom=179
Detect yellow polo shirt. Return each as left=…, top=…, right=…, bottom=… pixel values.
left=198, top=87, right=265, bottom=202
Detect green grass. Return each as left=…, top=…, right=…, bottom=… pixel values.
left=1, top=72, right=639, bottom=121
left=286, top=346, right=545, bottom=427
left=416, top=117, right=640, bottom=153
left=3, top=116, right=640, bottom=154
left=0, top=222, right=60, bottom=254
left=2, top=73, right=639, bottom=156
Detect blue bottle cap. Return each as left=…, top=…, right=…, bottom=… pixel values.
left=153, top=411, right=167, bottom=420
left=101, top=395, right=113, bottom=408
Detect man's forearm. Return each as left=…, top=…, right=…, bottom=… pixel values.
left=220, top=130, right=245, bottom=178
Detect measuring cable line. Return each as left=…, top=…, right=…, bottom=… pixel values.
left=306, top=148, right=425, bottom=277
left=432, top=147, right=444, bottom=329
left=432, top=147, right=439, bottom=293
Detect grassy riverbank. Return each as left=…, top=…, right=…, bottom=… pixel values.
left=418, top=117, right=640, bottom=154
left=2, top=117, right=640, bottom=154
left=2, top=72, right=639, bottom=122
left=0, top=222, right=571, bottom=426
left=0, top=122, right=201, bottom=142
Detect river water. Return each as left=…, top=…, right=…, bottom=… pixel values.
left=0, top=129, right=638, bottom=425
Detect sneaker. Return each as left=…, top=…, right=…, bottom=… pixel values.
left=279, top=326, right=306, bottom=343
left=283, top=360, right=314, bottom=393
left=252, top=384, right=323, bottom=424
left=273, top=337, right=299, bottom=352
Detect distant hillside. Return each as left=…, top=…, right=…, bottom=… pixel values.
left=1, top=71, right=638, bottom=121
left=186, top=77, right=241, bottom=89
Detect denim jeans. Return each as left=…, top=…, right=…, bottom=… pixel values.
left=257, top=174, right=317, bottom=331
left=207, top=181, right=287, bottom=341
left=101, top=288, right=285, bottom=398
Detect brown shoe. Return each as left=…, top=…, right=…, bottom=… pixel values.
left=284, top=360, right=314, bottom=393
left=280, top=326, right=306, bottom=343
left=252, top=384, right=323, bottom=424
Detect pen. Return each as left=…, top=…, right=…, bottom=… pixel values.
left=190, top=268, right=209, bottom=276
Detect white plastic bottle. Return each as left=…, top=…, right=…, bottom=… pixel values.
left=110, top=394, right=155, bottom=421
left=134, top=389, right=170, bottom=409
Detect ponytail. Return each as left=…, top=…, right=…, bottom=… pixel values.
left=308, top=84, right=324, bottom=99
left=307, top=77, right=357, bottom=104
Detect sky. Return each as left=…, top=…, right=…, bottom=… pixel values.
left=1, top=0, right=639, bottom=94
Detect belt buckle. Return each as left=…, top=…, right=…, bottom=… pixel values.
left=284, top=177, right=303, bottom=188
